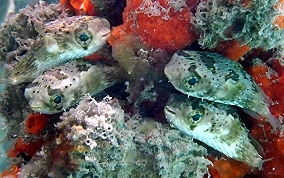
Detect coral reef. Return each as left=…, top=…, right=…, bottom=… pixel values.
left=108, top=0, right=197, bottom=106
left=90, top=0, right=126, bottom=26
left=214, top=40, right=250, bottom=61
left=7, top=137, right=45, bottom=159
left=60, top=0, right=96, bottom=15
left=193, top=0, right=284, bottom=50
left=244, top=53, right=284, bottom=178
left=14, top=95, right=211, bottom=177
left=109, top=0, right=197, bottom=53
left=55, top=95, right=211, bottom=177
left=207, top=156, right=252, bottom=178
left=61, top=0, right=126, bottom=26
left=1, top=0, right=284, bottom=177
left=192, top=0, right=284, bottom=61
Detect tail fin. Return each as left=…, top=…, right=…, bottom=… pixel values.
left=243, top=108, right=281, bottom=133
left=102, top=64, right=126, bottom=84
left=264, top=110, right=282, bottom=133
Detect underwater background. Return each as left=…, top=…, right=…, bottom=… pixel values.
left=1, top=0, right=284, bottom=177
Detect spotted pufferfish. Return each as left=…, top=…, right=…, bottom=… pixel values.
left=24, top=59, right=124, bottom=114
left=5, top=16, right=110, bottom=85
left=165, top=94, right=263, bottom=168
left=165, top=50, right=281, bottom=132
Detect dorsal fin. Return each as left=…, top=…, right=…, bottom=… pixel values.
left=32, top=18, right=45, bottom=37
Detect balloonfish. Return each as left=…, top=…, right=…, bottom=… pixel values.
left=6, top=16, right=110, bottom=85
left=24, top=59, right=124, bottom=114
left=164, top=50, right=281, bottom=132
left=164, top=94, right=263, bottom=168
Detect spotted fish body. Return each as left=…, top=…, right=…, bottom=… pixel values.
left=164, top=50, right=280, bottom=132
left=164, top=94, right=263, bottom=168
left=8, top=16, right=110, bottom=85
left=24, top=59, right=123, bottom=114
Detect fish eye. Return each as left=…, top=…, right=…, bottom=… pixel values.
left=79, top=33, right=89, bottom=42
left=192, top=114, right=201, bottom=121
left=75, top=29, right=93, bottom=48
left=188, top=77, right=198, bottom=85
left=187, top=112, right=202, bottom=123
left=53, top=95, right=62, bottom=104
left=184, top=76, right=199, bottom=90
left=50, top=94, right=64, bottom=110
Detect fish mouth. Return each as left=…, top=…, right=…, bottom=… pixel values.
left=101, top=31, right=111, bottom=41
left=164, top=106, right=176, bottom=115
left=102, top=32, right=110, bottom=38
left=164, top=106, right=177, bottom=123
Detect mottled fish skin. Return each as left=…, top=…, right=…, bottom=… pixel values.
left=24, top=59, right=123, bottom=114
left=8, top=16, right=110, bottom=85
left=164, top=50, right=281, bottom=132
left=164, top=94, right=263, bottom=168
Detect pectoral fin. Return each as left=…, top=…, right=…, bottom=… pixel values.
left=45, top=35, right=59, bottom=53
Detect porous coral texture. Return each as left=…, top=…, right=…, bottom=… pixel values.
left=50, top=95, right=211, bottom=177
left=193, top=0, right=284, bottom=51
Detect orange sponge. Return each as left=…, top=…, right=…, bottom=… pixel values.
left=7, top=138, right=45, bottom=158
left=25, top=113, right=49, bottom=134
left=60, top=0, right=95, bottom=15
left=109, top=0, right=197, bottom=53
left=0, top=165, right=19, bottom=178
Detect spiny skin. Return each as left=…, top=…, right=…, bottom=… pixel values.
left=164, top=50, right=281, bottom=132
left=164, top=94, right=263, bottom=168
left=24, top=59, right=124, bottom=114
left=8, top=16, right=110, bottom=85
